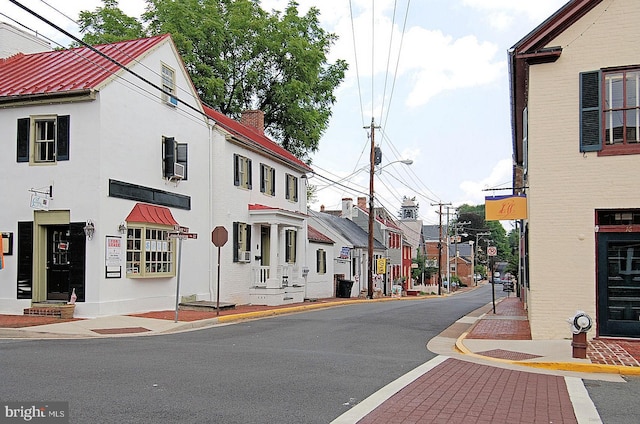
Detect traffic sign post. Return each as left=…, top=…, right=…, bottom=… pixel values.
left=170, top=226, right=198, bottom=322
left=487, top=245, right=497, bottom=314
left=211, top=226, right=228, bottom=315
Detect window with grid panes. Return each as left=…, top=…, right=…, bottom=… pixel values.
left=126, top=226, right=175, bottom=277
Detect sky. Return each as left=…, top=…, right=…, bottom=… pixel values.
left=1, top=0, right=569, bottom=226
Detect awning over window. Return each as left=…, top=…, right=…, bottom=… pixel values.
left=125, top=203, right=178, bottom=226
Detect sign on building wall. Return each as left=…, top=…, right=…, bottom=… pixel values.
left=105, top=236, right=122, bottom=278
left=376, top=258, right=387, bottom=274
left=485, top=195, right=527, bottom=221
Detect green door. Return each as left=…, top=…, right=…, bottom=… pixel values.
left=598, top=232, right=640, bottom=337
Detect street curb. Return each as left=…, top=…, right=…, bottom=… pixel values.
left=455, top=332, right=640, bottom=375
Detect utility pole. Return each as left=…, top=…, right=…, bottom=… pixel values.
left=431, top=201, right=451, bottom=295
left=366, top=117, right=380, bottom=299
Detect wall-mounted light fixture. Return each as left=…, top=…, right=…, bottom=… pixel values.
left=83, top=220, right=95, bottom=240
left=118, top=221, right=127, bottom=234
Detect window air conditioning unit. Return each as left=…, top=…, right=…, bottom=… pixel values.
left=173, top=162, right=185, bottom=179
left=238, top=250, right=251, bottom=263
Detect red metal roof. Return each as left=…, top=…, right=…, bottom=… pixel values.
left=0, top=34, right=170, bottom=97
left=203, top=104, right=312, bottom=173
left=308, top=225, right=334, bottom=244
left=126, top=203, right=178, bottom=226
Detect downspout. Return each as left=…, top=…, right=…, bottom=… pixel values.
left=208, top=119, right=217, bottom=301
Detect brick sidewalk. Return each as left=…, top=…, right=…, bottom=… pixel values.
left=358, top=358, right=577, bottom=424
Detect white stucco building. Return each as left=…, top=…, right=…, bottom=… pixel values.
left=0, top=29, right=323, bottom=317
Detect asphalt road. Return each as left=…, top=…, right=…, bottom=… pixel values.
left=0, top=286, right=499, bottom=423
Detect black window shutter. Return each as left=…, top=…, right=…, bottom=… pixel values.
left=246, top=224, right=251, bottom=253
left=260, top=165, right=266, bottom=193
left=292, top=230, right=297, bottom=262
left=580, top=71, right=602, bottom=152
left=17, top=118, right=30, bottom=162
left=247, top=159, right=252, bottom=189
left=293, top=177, right=298, bottom=201
left=17, top=221, right=33, bottom=299
left=233, top=222, right=239, bottom=262
left=164, top=137, right=175, bottom=178
left=270, top=168, right=276, bottom=195
left=177, top=143, right=188, bottom=180
left=316, top=250, right=321, bottom=272
left=233, top=154, right=240, bottom=186
left=56, top=115, right=70, bottom=160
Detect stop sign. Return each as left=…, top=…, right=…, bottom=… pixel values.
left=211, top=226, right=228, bottom=247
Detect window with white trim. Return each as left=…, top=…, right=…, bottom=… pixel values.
left=161, top=64, right=177, bottom=106
left=233, top=222, right=252, bottom=262
left=285, top=173, right=298, bottom=202
left=285, top=229, right=297, bottom=263
left=16, top=115, right=70, bottom=164
left=316, top=249, right=326, bottom=274
left=260, top=163, right=275, bottom=196
left=126, top=225, right=175, bottom=277
left=234, top=154, right=252, bottom=189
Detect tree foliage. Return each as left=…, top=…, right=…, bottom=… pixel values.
left=78, top=0, right=145, bottom=45
left=455, top=203, right=514, bottom=267
left=78, top=0, right=347, bottom=162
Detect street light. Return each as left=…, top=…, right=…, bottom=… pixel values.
left=367, top=157, right=413, bottom=299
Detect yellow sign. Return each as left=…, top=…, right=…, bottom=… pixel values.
left=485, top=195, right=527, bottom=221
left=376, top=258, right=387, bottom=274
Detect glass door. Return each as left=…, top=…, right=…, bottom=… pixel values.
left=598, top=232, right=640, bottom=337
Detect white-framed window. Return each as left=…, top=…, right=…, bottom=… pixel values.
left=234, top=154, right=252, bottom=189
left=233, top=222, right=252, bottom=262
left=161, top=63, right=177, bottom=106
left=260, top=163, right=275, bottom=196
left=316, top=249, right=326, bottom=274
left=285, top=173, right=298, bottom=202
left=16, top=115, right=70, bottom=164
left=126, top=225, right=175, bottom=277
left=285, top=229, right=297, bottom=263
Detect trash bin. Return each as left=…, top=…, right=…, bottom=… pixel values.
left=336, top=279, right=354, bottom=298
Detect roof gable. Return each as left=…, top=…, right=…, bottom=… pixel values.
left=0, top=34, right=170, bottom=98
left=203, top=104, right=312, bottom=173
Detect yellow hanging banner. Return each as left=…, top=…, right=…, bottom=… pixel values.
left=376, top=258, right=387, bottom=274
left=485, top=195, right=527, bottom=221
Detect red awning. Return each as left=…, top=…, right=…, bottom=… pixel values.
left=125, top=203, right=178, bottom=226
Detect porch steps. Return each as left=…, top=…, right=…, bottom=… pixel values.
left=23, top=303, right=75, bottom=319
left=178, top=301, right=236, bottom=312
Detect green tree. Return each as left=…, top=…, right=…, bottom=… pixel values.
left=78, top=0, right=145, bottom=45
left=78, top=0, right=347, bottom=162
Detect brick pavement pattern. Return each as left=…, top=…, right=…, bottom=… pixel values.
left=358, top=358, right=577, bottom=424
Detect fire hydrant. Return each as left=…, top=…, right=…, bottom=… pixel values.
left=569, top=311, right=592, bottom=359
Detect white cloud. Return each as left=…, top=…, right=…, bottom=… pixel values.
left=402, top=30, right=504, bottom=107
left=462, top=0, right=568, bottom=29
left=459, top=158, right=513, bottom=205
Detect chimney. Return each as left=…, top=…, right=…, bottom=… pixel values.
left=240, top=110, right=265, bottom=134
left=357, top=197, right=367, bottom=210
left=320, top=204, right=325, bottom=212
left=341, top=198, right=353, bottom=219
